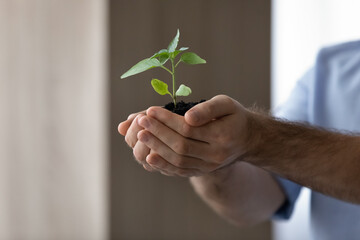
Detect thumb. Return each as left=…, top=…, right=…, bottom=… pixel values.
left=185, top=95, right=237, bottom=126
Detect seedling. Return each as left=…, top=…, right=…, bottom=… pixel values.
left=120, top=29, right=206, bottom=107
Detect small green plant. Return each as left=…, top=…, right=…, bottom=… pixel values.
left=120, top=29, right=206, bottom=107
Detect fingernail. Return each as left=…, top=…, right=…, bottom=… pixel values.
left=139, top=132, right=149, bottom=142
left=187, top=110, right=199, bottom=123
left=139, top=116, right=150, bottom=128
left=147, top=156, right=158, bottom=166
left=127, top=114, right=135, bottom=120
left=146, top=107, right=156, bottom=117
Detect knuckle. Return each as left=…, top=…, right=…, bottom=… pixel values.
left=216, top=94, right=230, bottom=101
left=206, top=101, right=216, bottom=115
left=181, top=123, right=193, bottom=138
left=173, top=140, right=189, bottom=155
left=172, top=155, right=187, bottom=168
left=215, top=94, right=227, bottom=99
left=213, top=94, right=228, bottom=104
left=223, top=95, right=235, bottom=107
left=125, top=135, right=135, bottom=148
left=152, top=122, right=161, bottom=136
left=143, top=117, right=159, bottom=134
left=216, top=95, right=236, bottom=108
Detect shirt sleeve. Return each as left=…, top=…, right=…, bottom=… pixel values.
left=272, top=68, right=314, bottom=220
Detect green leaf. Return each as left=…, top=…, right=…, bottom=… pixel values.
left=179, top=47, right=189, bottom=51
left=151, top=49, right=169, bottom=64
left=173, top=47, right=189, bottom=58
left=151, top=49, right=168, bottom=58
left=180, top=52, right=206, bottom=65
left=158, top=52, right=170, bottom=64
left=167, top=29, right=180, bottom=53
left=151, top=79, right=172, bottom=96
left=121, top=58, right=162, bottom=79
left=175, top=84, right=192, bottom=97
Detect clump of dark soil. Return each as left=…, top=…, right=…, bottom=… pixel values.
left=164, top=100, right=206, bottom=116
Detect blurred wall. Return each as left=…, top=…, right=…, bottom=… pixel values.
left=0, top=1, right=108, bottom=239
left=110, top=0, right=271, bottom=239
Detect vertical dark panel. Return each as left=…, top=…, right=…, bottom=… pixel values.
left=110, top=0, right=271, bottom=239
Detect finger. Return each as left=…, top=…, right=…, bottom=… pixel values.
left=150, top=164, right=177, bottom=177
left=138, top=129, right=216, bottom=171
left=142, top=164, right=156, bottom=172
left=144, top=153, right=178, bottom=176
left=184, top=95, right=238, bottom=126
left=118, top=110, right=146, bottom=136
left=146, top=153, right=201, bottom=177
left=146, top=107, right=209, bottom=142
left=133, top=141, right=150, bottom=164
left=142, top=149, right=158, bottom=172
left=138, top=115, right=215, bottom=161
left=124, top=114, right=146, bottom=148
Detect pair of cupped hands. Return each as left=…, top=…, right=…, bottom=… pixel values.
left=118, top=95, right=254, bottom=177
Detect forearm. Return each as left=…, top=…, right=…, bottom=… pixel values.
left=245, top=112, right=360, bottom=203
left=190, top=162, right=285, bottom=227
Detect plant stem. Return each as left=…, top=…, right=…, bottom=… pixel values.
left=171, top=58, right=176, bottom=107
left=175, top=59, right=181, bottom=68
left=160, top=65, right=173, bottom=75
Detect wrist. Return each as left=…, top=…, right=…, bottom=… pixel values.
left=189, top=164, right=235, bottom=197
left=240, top=110, right=268, bottom=165
left=190, top=164, right=233, bottom=183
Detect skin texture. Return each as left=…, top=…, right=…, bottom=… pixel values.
left=120, top=111, right=155, bottom=172
left=118, top=94, right=360, bottom=226
left=246, top=112, right=360, bottom=204
left=118, top=95, right=286, bottom=226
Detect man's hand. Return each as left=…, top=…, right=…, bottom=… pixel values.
left=134, top=95, right=253, bottom=177
left=118, top=111, right=156, bottom=172
left=118, top=95, right=286, bottom=226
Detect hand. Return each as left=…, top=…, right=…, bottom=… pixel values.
left=118, top=111, right=155, bottom=172
left=136, top=95, right=253, bottom=177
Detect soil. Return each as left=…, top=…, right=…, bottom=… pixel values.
left=164, top=100, right=206, bottom=116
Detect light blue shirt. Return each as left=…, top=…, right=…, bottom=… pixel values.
left=273, top=40, right=360, bottom=240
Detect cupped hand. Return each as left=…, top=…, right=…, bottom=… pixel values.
left=136, top=95, right=253, bottom=177
left=118, top=111, right=156, bottom=172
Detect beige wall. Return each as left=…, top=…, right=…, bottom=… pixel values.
left=0, top=1, right=108, bottom=239
left=110, top=0, right=271, bottom=239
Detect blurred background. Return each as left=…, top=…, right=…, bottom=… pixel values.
left=1, top=0, right=360, bottom=239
